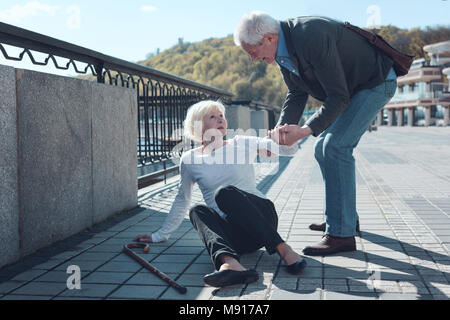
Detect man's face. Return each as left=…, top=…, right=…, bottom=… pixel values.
left=241, top=33, right=279, bottom=64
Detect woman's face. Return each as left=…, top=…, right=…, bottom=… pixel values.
left=202, top=108, right=227, bottom=142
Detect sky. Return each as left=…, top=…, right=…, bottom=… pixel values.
left=0, top=0, right=449, bottom=75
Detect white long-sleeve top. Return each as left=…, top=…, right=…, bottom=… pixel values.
left=151, top=135, right=298, bottom=242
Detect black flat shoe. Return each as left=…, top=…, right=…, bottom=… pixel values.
left=203, top=269, right=259, bottom=287
left=286, top=258, right=307, bottom=275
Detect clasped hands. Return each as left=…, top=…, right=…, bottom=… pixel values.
left=268, top=124, right=312, bottom=146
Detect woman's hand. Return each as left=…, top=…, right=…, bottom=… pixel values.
left=257, top=148, right=275, bottom=157
left=133, top=234, right=153, bottom=243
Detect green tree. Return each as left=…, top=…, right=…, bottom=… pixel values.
left=135, top=25, right=450, bottom=108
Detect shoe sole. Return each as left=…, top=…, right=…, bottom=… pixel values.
left=203, top=270, right=259, bottom=287
left=302, top=245, right=357, bottom=257
left=309, top=226, right=360, bottom=233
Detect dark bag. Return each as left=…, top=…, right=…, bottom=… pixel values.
left=344, top=22, right=415, bottom=77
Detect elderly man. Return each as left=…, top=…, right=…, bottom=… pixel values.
left=234, top=12, right=398, bottom=256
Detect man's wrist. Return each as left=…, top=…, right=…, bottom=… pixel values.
left=301, top=125, right=313, bottom=136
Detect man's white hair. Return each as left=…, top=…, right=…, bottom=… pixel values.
left=234, top=11, right=280, bottom=46
left=184, top=100, right=226, bottom=142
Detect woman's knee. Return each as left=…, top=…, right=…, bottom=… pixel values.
left=189, top=204, right=210, bottom=221
left=214, top=185, right=238, bottom=206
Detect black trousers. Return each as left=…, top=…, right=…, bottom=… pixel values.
left=189, top=185, right=284, bottom=270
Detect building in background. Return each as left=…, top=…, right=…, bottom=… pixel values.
left=379, top=40, right=450, bottom=127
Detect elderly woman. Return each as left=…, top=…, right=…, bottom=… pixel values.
left=134, top=100, right=306, bottom=287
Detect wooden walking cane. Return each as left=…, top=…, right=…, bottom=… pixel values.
left=123, top=243, right=187, bottom=294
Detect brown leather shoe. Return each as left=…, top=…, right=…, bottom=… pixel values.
left=302, top=235, right=356, bottom=256
left=309, top=221, right=360, bottom=232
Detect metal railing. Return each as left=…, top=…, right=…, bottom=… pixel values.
left=0, top=22, right=233, bottom=187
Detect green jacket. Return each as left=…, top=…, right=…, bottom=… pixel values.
left=277, top=16, right=393, bottom=136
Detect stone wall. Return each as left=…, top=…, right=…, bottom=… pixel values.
left=0, top=65, right=138, bottom=268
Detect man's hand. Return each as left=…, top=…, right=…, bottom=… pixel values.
left=268, top=124, right=312, bottom=146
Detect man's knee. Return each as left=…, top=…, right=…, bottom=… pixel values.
left=314, top=137, right=325, bottom=162
left=322, top=135, right=352, bottom=162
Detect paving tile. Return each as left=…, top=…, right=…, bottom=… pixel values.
left=324, top=267, right=369, bottom=279
left=183, top=263, right=215, bottom=275
left=1, top=295, right=53, bottom=300
left=11, top=281, right=67, bottom=296
left=152, top=254, right=197, bottom=264
left=272, top=278, right=297, bottom=291
left=55, top=260, right=106, bottom=272
left=377, top=269, right=420, bottom=281
left=160, top=286, right=215, bottom=300
left=270, top=288, right=322, bottom=300
left=322, top=257, right=367, bottom=268
left=323, top=291, right=378, bottom=300
left=9, top=269, right=47, bottom=282
left=194, top=254, right=213, bottom=264
left=176, top=274, right=208, bottom=287
left=125, top=271, right=178, bottom=286
left=277, top=265, right=322, bottom=278
left=323, top=285, right=349, bottom=292
left=82, top=272, right=133, bottom=284
left=212, top=286, right=244, bottom=300
left=377, top=293, right=433, bottom=300
left=240, top=287, right=269, bottom=300
left=348, top=285, right=376, bottom=293
left=367, top=259, right=416, bottom=270
left=35, top=271, right=72, bottom=283
left=97, top=261, right=141, bottom=273
left=30, top=259, right=64, bottom=271
left=163, top=247, right=204, bottom=255
left=108, top=285, right=167, bottom=299
left=75, top=252, right=119, bottom=261
left=58, top=284, right=118, bottom=298
left=432, top=294, right=450, bottom=300
left=0, top=281, right=26, bottom=295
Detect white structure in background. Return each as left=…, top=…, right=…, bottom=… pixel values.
left=382, top=40, right=450, bottom=127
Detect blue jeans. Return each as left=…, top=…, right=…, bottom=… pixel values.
left=314, top=67, right=397, bottom=237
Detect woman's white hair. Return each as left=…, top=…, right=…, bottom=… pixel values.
left=184, top=100, right=226, bottom=142
left=234, top=11, right=280, bottom=46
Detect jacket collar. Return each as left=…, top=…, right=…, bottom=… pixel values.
left=279, top=20, right=300, bottom=73
left=279, top=20, right=312, bottom=93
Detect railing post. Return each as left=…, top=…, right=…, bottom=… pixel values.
left=95, top=62, right=104, bottom=84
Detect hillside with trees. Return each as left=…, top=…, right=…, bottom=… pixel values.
left=138, top=25, right=450, bottom=108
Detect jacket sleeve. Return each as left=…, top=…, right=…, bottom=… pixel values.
left=276, top=66, right=309, bottom=128
left=243, top=135, right=298, bottom=160
left=151, top=159, right=193, bottom=242
left=300, top=28, right=350, bottom=136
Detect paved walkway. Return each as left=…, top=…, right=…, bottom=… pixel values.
left=1, top=127, right=449, bottom=300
